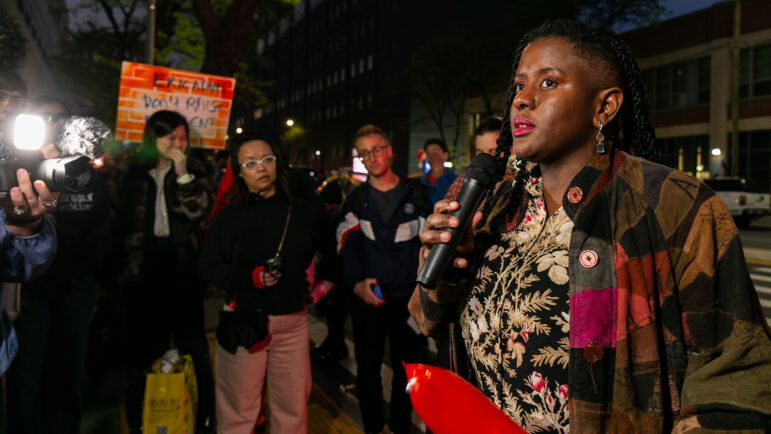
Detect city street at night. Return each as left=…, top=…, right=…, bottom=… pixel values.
left=2, top=0, right=771, bottom=433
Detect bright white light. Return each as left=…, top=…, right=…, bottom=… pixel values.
left=236, top=127, right=243, bottom=134
left=696, top=165, right=704, bottom=172
left=352, top=157, right=368, bottom=175
left=13, top=114, right=46, bottom=150
left=286, top=119, right=295, bottom=127
left=315, top=150, right=321, bottom=156
left=711, top=148, right=722, bottom=156
left=444, top=161, right=453, bottom=168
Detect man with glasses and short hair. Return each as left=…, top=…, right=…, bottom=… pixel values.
left=336, top=124, right=428, bottom=434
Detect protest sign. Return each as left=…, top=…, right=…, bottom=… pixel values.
left=115, top=62, right=235, bottom=149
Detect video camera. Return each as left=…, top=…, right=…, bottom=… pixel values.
left=0, top=114, right=110, bottom=198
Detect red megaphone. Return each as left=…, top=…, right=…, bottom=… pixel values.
left=404, top=363, right=527, bottom=433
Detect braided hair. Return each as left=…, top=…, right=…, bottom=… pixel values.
left=477, top=19, right=660, bottom=238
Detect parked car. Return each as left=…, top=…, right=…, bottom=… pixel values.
left=703, top=177, right=770, bottom=228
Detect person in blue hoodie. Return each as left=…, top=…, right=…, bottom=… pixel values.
left=337, top=124, right=429, bottom=434
left=419, top=138, right=457, bottom=206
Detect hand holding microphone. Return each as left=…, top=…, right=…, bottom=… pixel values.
left=417, top=153, right=499, bottom=289
left=419, top=201, right=482, bottom=271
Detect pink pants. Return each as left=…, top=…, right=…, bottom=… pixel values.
left=215, top=310, right=311, bottom=434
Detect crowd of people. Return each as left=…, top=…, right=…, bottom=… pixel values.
left=0, top=16, right=769, bottom=434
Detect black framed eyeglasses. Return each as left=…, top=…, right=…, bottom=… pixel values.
left=357, top=145, right=390, bottom=161
left=240, top=155, right=277, bottom=170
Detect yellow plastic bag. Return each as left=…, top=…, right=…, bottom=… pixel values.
left=142, top=353, right=198, bottom=434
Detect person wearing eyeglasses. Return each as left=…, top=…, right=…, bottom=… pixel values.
left=199, top=134, right=335, bottom=434
left=112, top=110, right=216, bottom=434
left=336, top=124, right=429, bottom=434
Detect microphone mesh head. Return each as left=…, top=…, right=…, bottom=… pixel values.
left=57, top=117, right=110, bottom=159
left=464, top=153, right=498, bottom=189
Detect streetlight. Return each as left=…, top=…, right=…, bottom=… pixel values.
left=315, top=150, right=321, bottom=156
left=235, top=127, right=243, bottom=134
left=286, top=119, right=295, bottom=127
left=711, top=148, right=722, bottom=156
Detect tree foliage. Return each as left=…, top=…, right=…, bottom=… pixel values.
left=405, top=0, right=668, bottom=160
left=55, top=0, right=295, bottom=125
left=574, top=0, right=669, bottom=32
left=53, top=0, right=145, bottom=123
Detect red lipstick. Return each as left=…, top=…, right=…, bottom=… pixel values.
left=512, top=116, right=535, bottom=137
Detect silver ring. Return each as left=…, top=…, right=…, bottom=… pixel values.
left=12, top=205, right=26, bottom=216
left=42, top=199, right=58, bottom=208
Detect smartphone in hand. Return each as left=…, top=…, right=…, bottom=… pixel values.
left=265, top=256, right=282, bottom=274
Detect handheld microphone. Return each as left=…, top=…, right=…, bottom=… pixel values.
left=416, top=153, right=499, bottom=289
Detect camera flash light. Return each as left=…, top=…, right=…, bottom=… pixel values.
left=13, top=114, right=46, bottom=151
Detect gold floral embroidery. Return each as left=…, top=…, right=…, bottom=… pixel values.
left=462, top=176, right=573, bottom=433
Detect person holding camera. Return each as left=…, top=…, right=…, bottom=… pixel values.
left=5, top=96, right=110, bottom=434
left=0, top=168, right=58, bottom=367
left=0, top=74, right=58, bottom=374
left=199, top=134, right=335, bottom=434
left=112, top=110, right=215, bottom=433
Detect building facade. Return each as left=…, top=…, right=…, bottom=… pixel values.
left=624, top=0, right=771, bottom=191
left=243, top=0, right=509, bottom=177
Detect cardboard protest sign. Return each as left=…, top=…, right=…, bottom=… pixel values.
left=115, top=62, right=236, bottom=149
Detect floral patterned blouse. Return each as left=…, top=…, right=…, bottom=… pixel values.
left=459, top=175, right=573, bottom=433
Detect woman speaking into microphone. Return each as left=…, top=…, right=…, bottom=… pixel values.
left=410, top=19, right=771, bottom=433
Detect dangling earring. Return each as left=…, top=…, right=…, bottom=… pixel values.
left=596, top=121, right=606, bottom=155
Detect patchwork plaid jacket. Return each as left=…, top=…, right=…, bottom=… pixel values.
left=410, top=149, right=771, bottom=432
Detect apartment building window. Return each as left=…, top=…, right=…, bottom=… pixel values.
left=657, top=135, right=709, bottom=175
left=351, top=63, right=356, bottom=77
left=740, top=43, right=771, bottom=99
left=341, top=67, right=346, bottom=82
left=367, top=54, right=374, bottom=70
left=736, top=129, right=771, bottom=191
left=359, top=58, right=365, bottom=73
left=642, top=56, right=710, bottom=111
